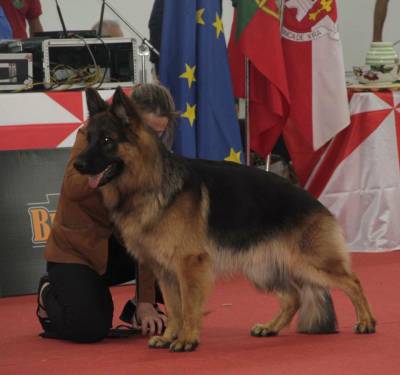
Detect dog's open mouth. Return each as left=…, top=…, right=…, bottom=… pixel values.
left=88, top=164, right=114, bottom=188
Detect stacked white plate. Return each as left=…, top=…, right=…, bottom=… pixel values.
left=365, top=42, right=398, bottom=66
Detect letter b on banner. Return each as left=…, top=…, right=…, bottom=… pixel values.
left=28, top=207, right=55, bottom=244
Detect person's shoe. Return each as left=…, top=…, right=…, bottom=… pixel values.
left=36, top=275, right=52, bottom=333
left=119, top=299, right=137, bottom=325
left=107, top=324, right=142, bottom=338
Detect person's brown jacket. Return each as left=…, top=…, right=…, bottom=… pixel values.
left=45, top=126, right=155, bottom=302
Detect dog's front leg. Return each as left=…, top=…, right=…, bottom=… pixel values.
left=148, top=272, right=182, bottom=349
left=169, top=253, right=213, bottom=352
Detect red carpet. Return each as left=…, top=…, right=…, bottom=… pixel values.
left=1, top=252, right=399, bottom=375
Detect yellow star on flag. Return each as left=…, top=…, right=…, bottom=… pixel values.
left=179, top=64, right=196, bottom=88
left=196, top=8, right=205, bottom=25
left=309, top=11, right=318, bottom=21
left=212, top=13, right=224, bottom=38
left=224, top=148, right=242, bottom=164
left=181, top=103, right=196, bottom=126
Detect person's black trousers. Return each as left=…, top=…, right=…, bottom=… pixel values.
left=39, top=236, right=160, bottom=343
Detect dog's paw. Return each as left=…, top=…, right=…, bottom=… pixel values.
left=169, top=338, right=199, bottom=352
left=148, top=336, right=171, bottom=349
left=251, top=323, right=278, bottom=337
left=354, top=319, right=376, bottom=334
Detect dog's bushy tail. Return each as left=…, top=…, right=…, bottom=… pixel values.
left=297, top=284, right=338, bottom=334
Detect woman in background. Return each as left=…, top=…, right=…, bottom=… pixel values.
left=373, top=0, right=390, bottom=42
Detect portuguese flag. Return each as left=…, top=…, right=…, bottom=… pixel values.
left=228, top=0, right=289, bottom=158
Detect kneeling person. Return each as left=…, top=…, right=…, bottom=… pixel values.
left=36, top=84, right=177, bottom=342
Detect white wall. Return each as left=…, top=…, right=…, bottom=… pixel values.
left=39, top=0, right=234, bottom=48
left=337, top=0, right=400, bottom=71
left=39, top=0, right=400, bottom=71
left=40, top=0, right=156, bottom=41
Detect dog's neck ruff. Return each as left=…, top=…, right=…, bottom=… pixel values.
left=100, top=148, right=186, bottom=214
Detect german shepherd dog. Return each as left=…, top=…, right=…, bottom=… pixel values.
left=75, top=87, right=376, bottom=352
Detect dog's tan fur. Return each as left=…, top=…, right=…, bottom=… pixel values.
left=101, top=127, right=375, bottom=351
left=79, top=88, right=376, bottom=352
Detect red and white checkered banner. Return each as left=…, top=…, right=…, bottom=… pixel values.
left=305, top=91, right=400, bottom=251
left=0, top=89, right=129, bottom=151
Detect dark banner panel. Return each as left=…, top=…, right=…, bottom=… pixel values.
left=0, top=148, right=70, bottom=297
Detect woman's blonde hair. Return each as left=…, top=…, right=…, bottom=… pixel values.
left=131, top=83, right=177, bottom=150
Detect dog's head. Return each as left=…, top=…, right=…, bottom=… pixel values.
left=74, top=87, right=144, bottom=188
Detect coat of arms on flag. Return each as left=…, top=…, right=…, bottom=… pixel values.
left=285, top=0, right=318, bottom=22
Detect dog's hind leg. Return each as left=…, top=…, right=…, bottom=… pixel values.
left=324, top=271, right=376, bottom=334
left=251, top=287, right=300, bottom=337
left=299, top=237, right=375, bottom=332
left=169, top=252, right=213, bottom=352
left=297, top=284, right=337, bottom=334
left=148, top=271, right=182, bottom=349
left=297, top=214, right=376, bottom=334
left=300, top=268, right=376, bottom=334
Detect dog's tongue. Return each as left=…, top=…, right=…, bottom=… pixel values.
left=88, top=171, right=106, bottom=189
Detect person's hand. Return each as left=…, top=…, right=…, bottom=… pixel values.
left=133, top=302, right=167, bottom=336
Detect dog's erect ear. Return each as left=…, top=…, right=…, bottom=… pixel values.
left=86, top=87, right=107, bottom=117
left=110, top=87, right=142, bottom=125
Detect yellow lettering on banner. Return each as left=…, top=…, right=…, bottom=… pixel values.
left=29, top=207, right=52, bottom=243
left=49, top=212, right=56, bottom=225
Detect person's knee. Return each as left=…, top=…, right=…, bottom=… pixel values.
left=63, top=311, right=112, bottom=343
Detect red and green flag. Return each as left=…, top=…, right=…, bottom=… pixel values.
left=228, top=0, right=289, bottom=158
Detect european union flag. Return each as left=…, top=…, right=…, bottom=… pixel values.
left=159, top=0, right=243, bottom=163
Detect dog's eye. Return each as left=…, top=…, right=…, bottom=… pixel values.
left=103, top=137, right=113, bottom=145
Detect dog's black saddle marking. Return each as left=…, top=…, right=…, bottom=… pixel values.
left=182, top=158, right=327, bottom=251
